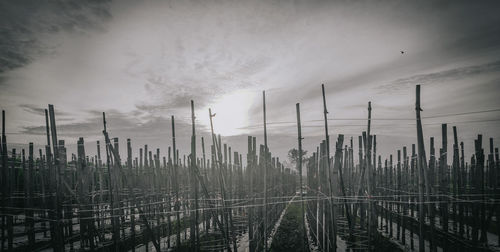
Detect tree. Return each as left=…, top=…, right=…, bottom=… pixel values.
left=288, top=148, right=308, bottom=167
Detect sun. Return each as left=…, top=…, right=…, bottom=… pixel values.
left=199, top=89, right=258, bottom=136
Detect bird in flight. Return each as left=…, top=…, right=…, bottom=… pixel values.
left=400, top=50, right=405, bottom=54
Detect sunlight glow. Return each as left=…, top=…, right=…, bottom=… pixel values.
left=199, top=89, right=258, bottom=136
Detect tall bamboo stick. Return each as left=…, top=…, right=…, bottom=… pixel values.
left=296, top=103, right=306, bottom=251
left=190, top=100, right=200, bottom=251
left=262, top=91, right=269, bottom=251
left=1, top=110, right=6, bottom=251
left=415, top=85, right=427, bottom=252
left=48, top=104, right=64, bottom=252
left=366, top=102, right=374, bottom=250
left=171, top=115, right=181, bottom=247
left=321, top=84, right=337, bottom=251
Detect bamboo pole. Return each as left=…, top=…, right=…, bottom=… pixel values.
left=429, top=137, right=437, bottom=252
left=262, top=91, right=269, bottom=251
left=402, top=146, right=407, bottom=246
left=495, top=146, right=500, bottom=246
left=477, top=135, right=487, bottom=244
left=389, top=154, right=393, bottom=238
left=247, top=136, right=255, bottom=252
left=167, top=146, right=172, bottom=248
left=48, top=104, right=64, bottom=252
left=1, top=110, right=6, bottom=252
left=366, top=102, right=374, bottom=250
left=102, top=112, right=120, bottom=251
left=171, top=115, right=182, bottom=247
left=385, top=158, right=389, bottom=235
left=375, top=155, right=378, bottom=228
left=424, top=108, right=435, bottom=252
left=335, top=134, right=353, bottom=236
left=128, top=138, right=136, bottom=252
left=441, top=123, right=449, bottom=244
left=397, top=149, right=401, bottom=241
left=458, top=138, right=465, bottom=238
left=190, top=100, right=200, bottom=251
left=321, top=84, right=337, bottom=251
left=415, top=85, right=426, bottom=252
left=97, top=140, right=105, bottom=242
left=44, top=109, right=56, bottom=248
left=208, top=109, right=232, bottom=251
left=27, top=143, right=35, bottom=249
left=410, top=144, right=416, bottom=250
left=452, top=126, right=459, bottom=236
left=39, top=148, right=48, bottom=239
left=296, top=103, right=306, bottom=251
left=201, top=137, right=209, bottom=234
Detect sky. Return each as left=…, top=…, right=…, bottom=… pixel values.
left=1, top=0, right=500, bottom=168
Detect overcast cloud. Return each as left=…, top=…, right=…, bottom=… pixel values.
left=1, top=0, right=500, bottom=164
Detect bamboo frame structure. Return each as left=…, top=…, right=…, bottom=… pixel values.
left=0, top=85, right=499, bottom=252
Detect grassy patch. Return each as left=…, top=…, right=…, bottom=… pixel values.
left=270, top=202, right=307, bottom=252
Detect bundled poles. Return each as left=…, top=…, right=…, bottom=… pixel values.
left=77, top=137, right=95, bottom=250
left=208, top=108, right=232, bottom=252
left=334, top=134, right=354, bottom=239
left=355, top=134, right=367, bottom=232
left=335, top=134, right=352, bottom=237
left=2, top=85, right=500, bottom=252
left=102, top=112, right=120, bottom=251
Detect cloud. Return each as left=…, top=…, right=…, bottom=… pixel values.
left=21, top=109, right=126, bottom=137
left=376, top=60, right=500, bottom=94
left=18, top=107, right=215, bottom=159
left=0, top=0, right=111, bottom=73
left=19, top=104, right=46, bottom=116
left=2, top=0, right=500, bottom=163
